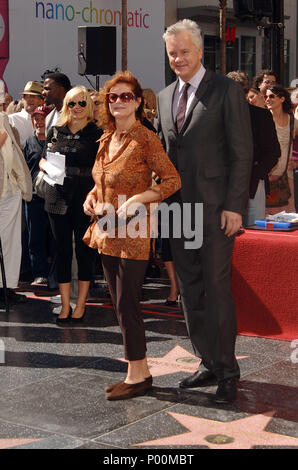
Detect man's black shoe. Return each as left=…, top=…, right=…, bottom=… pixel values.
left=211, top=378, right=238, bottom=404
left=179, top=370, right=217, bottom=389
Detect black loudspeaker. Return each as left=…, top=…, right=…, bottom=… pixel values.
left=78, top=26, right=116, bottom=76
left=233, top=0, right=273, bottom=18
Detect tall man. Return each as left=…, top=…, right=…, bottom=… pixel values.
left=157, top=19, right=253, bottom=403
left=42, top=72, right=71, bottom=134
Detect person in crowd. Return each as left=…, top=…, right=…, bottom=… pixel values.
left=227, top=70, right=280, bottom=225
left=40, top=86, right=102, bottom=324
left=8, top=81, right=44, bottom=282
left=265, top=84, right=298, bottom=214
left=23, top=105, right=53, bottom=286
left=89, top=90, right=102, bottom=125
left=42, top=72, right=72, bottom=293
left=0, top=112, right=32, bottom=307
left=252, top=69, right=277, bottom=97
left=82, top=70, right=181, bottom=400
left=42, top=72, right=72, bottom=134
left=143, top=88, right=157, bottom=126
left=247, top=87, right=266, bottom=108
left=290, top=88, right=298, bottom=211
left=5, top=100, right=23, bottom=116
left=8, top=81, right=44, bottom=148
left=157, top=19, right=253, bottom=404
left=3, top=93, right=13, bottom=112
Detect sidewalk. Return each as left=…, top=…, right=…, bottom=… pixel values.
left=0, top=279, right=297, bottom=453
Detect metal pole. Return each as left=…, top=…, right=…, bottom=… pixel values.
left=122, top=0, right=127, bottom=71
left=0, top=237, right=9, bottom=313
left=219, top=0, right=227, bottom=75
left=271, top=0, right=284, bottom=84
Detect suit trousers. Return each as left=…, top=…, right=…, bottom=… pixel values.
left=101, top=254, right=148, bottom=361
left=169, top=209, right=240, bottom=382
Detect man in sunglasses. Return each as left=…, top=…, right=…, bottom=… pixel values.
left=42, top=72, right=72, bottom=136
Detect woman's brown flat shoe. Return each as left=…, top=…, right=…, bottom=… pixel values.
left=106, top=376, right=153, bottom=400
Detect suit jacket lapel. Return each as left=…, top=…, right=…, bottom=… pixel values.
left=167, top=80, right=179, bottom=132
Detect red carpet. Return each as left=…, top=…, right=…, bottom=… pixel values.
left=231, top=229, right=298, bottom=341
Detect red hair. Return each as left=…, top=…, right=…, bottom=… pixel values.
left=98, top=70, right=145, bottom=130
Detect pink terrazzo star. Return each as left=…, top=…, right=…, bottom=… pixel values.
left=0, top=438, right=44, bottom=449
left=134, top=411, right=298, bottom=449
left=117, top=345, right=248, bottom=377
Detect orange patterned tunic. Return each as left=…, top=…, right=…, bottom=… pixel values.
left=83, top=121, right=181, bottom=260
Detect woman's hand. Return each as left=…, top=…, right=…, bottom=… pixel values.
left=83, top=192, right=98, bottom=219
left=116, top=191, right=161, bottom=219
left=0, top=129, right=8, bottom=148
left=269, top=174, right=280, bottom=182
left=39, top=157, right=47, bottom=170
left=116, top=195, right=142, bottom=220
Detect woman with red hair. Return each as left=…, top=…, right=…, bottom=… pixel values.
left=83, top=71, right=181, bottom=400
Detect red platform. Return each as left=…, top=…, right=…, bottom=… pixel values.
left=231, top=229, right=298, bottom=341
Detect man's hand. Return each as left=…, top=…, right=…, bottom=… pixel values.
left=221, top=210, right=242, bottom=237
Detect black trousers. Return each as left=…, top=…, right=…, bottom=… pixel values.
left=169, top=210, right=240, bottom=382
left=48, top=204, right=95, bottom=284
left=101, top=254, right=148, bottom=361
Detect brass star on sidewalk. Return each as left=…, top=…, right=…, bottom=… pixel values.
left=0, top=438, right=44, bottom=449
left=117, top=345, right=248, bottom=377
left=134, top=411, right=298, bottom=448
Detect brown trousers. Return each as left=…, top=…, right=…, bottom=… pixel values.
left=101, top=254, right=148, bottom=361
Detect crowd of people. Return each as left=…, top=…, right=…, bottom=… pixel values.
left=1, top=18, right=298, bottom=404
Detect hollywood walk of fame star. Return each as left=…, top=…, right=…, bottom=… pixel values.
left=0, top=438, right=44, bottom=449
left=117, top=345, right=248, bottom=377
left=134, top=411, right=298, bottom=449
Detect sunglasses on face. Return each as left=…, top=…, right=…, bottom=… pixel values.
left=106, top=92, right=136, bottom=104
left=67, top=100, right=87, bottom=108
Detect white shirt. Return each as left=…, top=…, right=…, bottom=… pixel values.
left=172, top=65, right=206, bottom=123
left=8, top=108, right=34, bottom=148
left=45, top=108, right=61, bottom=136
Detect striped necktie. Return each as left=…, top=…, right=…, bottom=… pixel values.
left=176, top=82, right=190, bottom=132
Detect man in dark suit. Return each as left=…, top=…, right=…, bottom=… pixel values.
left=157, top=19, right=253, bottom=403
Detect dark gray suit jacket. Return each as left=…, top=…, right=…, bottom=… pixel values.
left=157, top=69, right=253, bottom=216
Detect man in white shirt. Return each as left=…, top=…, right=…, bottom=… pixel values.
left=42, top=72, right=71, bottom=135
left=8, top=81, right=44, bottom=148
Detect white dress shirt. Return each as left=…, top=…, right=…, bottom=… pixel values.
left=172, top=65, right=206, bottom=123
left=8, top=108, right=34, bottom=148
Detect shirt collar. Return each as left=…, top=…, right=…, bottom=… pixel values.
left=101, top=120, right=142, bottom=142
left=19, top=108, right=31, bottom=120
left=178, top=64, right=206, bottom=92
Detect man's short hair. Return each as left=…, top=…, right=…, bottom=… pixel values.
left=226, top=70, right=250, bottom=94
left=252, top=69, right=278, bottom=89
left=163, top=19, right=202, bottom=50
left=44, top=72, right=71, bottom=92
